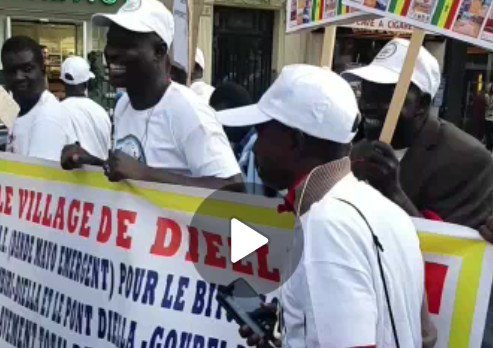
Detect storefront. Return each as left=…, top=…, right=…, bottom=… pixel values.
left=460, top=45, right=493, bottom=129
left=0, top=0, right=123, bottom=102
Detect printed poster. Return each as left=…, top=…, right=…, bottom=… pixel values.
left=287, top=0, right=375, bottom=33
left=344, top=0, right=493, bottom=50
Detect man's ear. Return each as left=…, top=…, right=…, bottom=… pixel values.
left=417, top=93, right=432, bottom=118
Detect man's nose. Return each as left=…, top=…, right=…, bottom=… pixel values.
left=13, top=69, right=26, bottom=81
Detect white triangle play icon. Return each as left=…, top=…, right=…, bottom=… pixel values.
left=231, top=218, right=269, bottom=263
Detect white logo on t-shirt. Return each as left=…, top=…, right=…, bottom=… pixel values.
left=115, top=134, right=147, bottom=164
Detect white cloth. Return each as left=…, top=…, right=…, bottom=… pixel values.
left=282, top=174, right=423, bottom=348
left=238, top=133, right=265, bottom=195
left=190, top=81, right=215, bottom=103
left=7, top=91, right=77, bottom=161
left=113, top=82, right=240, bottom=178
left=61, top=97, right=112, bottom=159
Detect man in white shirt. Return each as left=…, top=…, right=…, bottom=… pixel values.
left=218, top=65, right=425, bottom=347
left=1, top=36, right=76, bottom=161
left=61, top=0, right=242, bottom=189
left=60, top=56, right=111, bottom=160
left=190, top=48, right=215, bottom=102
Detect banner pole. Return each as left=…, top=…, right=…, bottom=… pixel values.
left=320, top=25, right=337, bottom=68
left=187, top=0, right=205, bottom=86
left=186, top=0, right=193, bottom=85
left=379, top=28, right=426, bottom=144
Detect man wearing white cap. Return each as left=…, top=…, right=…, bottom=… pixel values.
left=219, top=64, right=424, bottom=348
left=344, top=38, right=493, bottom=230
left=60, top=56, right=111, bottom=160
left=61, top=0, right=241, bottom=189
left=191, top=48, right=215, bottom=102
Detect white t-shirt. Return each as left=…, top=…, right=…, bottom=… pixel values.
left=61, top=97, right=111, bottom=159
left=113, top=82, right=240, bottom=178
left=7, top=91, right=77, bottom=161
left=190, top=80, right=215, bottom=103
left=282, top=174, right=423, bottom=348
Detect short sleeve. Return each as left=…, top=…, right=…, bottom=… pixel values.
left=170, top=96, right=240, bottom=178
left=28, top=113, right=76, bottom=162
left=181, top=120, right=241, bottom=178
left=302, top=202, right=378, bottom=347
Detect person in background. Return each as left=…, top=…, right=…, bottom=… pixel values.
left=344, top=38, right=493, bottom=230
left=87, top=51, right=105, bottom=106
left=60, top=56, right=111, bottom=160
left=61, top=0, right=242, bottom=190
left=40, top=45, right=49, bottom=89
left=485, top=83, right=493, bottom=151
left=210, top=82, right=268, bottom=195
left=190, top=48, right=215, bottom=102
left=219, top=64, right=425, bottom=348
left=469, top=84, right=486, bottom=142
left=210, top=82, right=253, bottom=158
left=1, top=36, right=76, bottom=161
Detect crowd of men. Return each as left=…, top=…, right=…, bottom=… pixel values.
left=3, top=0, right=493, bottom=346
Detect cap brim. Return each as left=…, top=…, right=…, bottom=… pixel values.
left=342, top=65, right=400, bottom=85
left=217, top=105, right=272, bottom=127
left=92, top=13, right=153, bottom=34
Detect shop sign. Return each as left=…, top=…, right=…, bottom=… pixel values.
left=345, top=0, right=493, bottom=52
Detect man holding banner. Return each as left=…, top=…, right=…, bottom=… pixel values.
left=218, top=64, right=425, bottom=348
left=345, top=38, right=493, bottom=230
left=61, top=0, right=242, bottom=190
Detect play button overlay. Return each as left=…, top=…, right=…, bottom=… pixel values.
left=231, top=218, right=269, bottom=263
left=190, top=183, right=304, bottom=298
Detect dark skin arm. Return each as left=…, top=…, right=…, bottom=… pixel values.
left=352, top=140, right=422, bottom=218
left=104, top=150, right=244, bottom=191
left=61, top=143, right=105, bottom=169
left=479, top=216, right=493, bottom=244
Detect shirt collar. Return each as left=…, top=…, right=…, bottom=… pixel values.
left=277, top=174, right=308, bottom=214
left=277, top=157, right=352, bottom=215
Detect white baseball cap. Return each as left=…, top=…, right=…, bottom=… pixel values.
left=217, top=64, right=360, bottom=144
left=195, top=48, right=205, bottom=69
left=61, top=56, right=95, bottom=85
left=92, top=0, right=174, bottom=48
left=343, top=38, right=441, bottom=97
